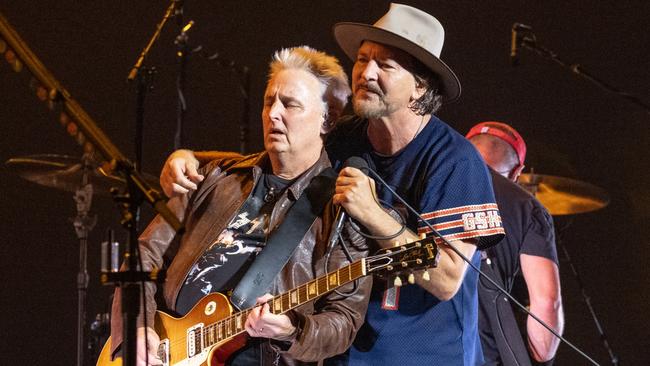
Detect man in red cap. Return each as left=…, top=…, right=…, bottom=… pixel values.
left=467, top=121, right=564, bottom=365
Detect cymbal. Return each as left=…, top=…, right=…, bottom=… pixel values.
left=5, top=154, right=160, bottom=196
left=518, top=173, right=609, bottom=215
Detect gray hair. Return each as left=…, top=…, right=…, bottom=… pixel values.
left=269, top=46, right=351, bottom=128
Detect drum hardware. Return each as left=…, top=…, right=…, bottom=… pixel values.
left=518, top=173, right=609, bottom=215
left=5, top=154, right=161, bottom=195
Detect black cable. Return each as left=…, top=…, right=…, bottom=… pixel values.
left=351, top=199, right=407, bottom=241
left=323, top=228, right=360, bottom=298
left=323, top=197, right=408, bottom=297
left=367, top=167, right=600, bottom=366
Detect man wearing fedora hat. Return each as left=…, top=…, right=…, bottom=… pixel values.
left=159, top=3, right=504, bottom=365
left=327, top=4, right=504, bottom=365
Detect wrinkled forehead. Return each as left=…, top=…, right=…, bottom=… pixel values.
left=264, top=68, right=322, bottom=97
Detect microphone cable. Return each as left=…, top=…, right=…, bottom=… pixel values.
left=364, top=165, right=600, bottom=366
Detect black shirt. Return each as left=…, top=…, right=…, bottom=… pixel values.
left=479, top=169, right=558, bottom=365
left=485, top=170, right=558, bottom=291
left=175, top=173, right=292, bottom=315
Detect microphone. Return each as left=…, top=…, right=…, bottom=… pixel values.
left=326, top=157, right=369, bottom=249
left=510, top=23, right=533, bottom=66
left=173, top=0, right=185, bottom=25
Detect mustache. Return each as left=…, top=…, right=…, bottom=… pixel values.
left=356, top=83, right=383, bottom=96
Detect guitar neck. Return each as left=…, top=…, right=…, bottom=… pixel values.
left=201, top=258, right=367, bottom=347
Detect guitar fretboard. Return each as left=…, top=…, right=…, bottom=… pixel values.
left=198, top=259, right=366, bottom=347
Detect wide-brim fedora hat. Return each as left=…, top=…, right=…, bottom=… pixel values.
left=333, top=3, right=461, bottom=103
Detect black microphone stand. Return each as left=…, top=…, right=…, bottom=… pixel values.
left=556, top=219, right=620, bottom=365
left=72, top=154, right=97, bottom=366
left=173, top=19, right=192, bottom=150
left=122, top=2, right=182, bottom=365
left=127, top=0, right=178, bottom=169
left=516, top=28, right=650, bottom=116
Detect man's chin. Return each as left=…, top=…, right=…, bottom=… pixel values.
left=265, top=142, right=288, bottom=154
left=353, top=100, right=384, bottom=119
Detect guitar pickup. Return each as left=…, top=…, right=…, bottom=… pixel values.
left=187, top=323, right=204, bottom=358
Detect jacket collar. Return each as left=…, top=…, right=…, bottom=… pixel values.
left=228, top=150, right=332, bottom=201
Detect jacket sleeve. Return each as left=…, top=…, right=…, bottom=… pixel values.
left=284, top=211, right=372, bottom=361
left=108, top=193, right=188, bottom=355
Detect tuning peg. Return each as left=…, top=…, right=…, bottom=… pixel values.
left=419, top=233, right=426, bottom=239
left=422, top=271, right=430, bottom=281
left=416, top=259, right=422, bottom=265
left=394, top=276, right=402, bottom=287
left=408, top=273, right=415, bottom=284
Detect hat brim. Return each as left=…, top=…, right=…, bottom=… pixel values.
left=333, top=22, right=461, bottom=104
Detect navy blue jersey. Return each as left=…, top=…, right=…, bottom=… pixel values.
left=327, top=115, right=504, bottom=365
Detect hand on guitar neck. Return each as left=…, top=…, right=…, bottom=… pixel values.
left=244, top=294, right=298, bottom=341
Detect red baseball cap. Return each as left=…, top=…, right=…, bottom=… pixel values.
left=466, top=121, right=527, bottom=168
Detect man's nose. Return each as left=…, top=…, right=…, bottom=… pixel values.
left=360, top=60, right=379, bottom=81
left=267, top=100, right=283, bottom=122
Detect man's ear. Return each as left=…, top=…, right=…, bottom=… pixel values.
left=411, top=79, right=427, bottom=101
left=511, top=164, right=525, bottom=182
left=321, top=111, right=337, bottom=134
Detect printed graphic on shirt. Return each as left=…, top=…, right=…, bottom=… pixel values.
left=175, top=189, right=271, bottom=315
left=183, top=210, right=268, bottom=294
left=418, top=203, right=504, bottom=244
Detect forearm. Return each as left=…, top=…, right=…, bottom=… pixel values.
left=285, top=223, right=371, bottom=361
left=286, top=276, right=372, bottom=361
left=357, top=207, right=473, bottom=300
left=521, top=254, right=563, bottom=362
left=527, top=300, right=564, bottom=361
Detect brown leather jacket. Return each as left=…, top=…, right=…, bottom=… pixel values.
left=111, top=151, right=371, bottom=365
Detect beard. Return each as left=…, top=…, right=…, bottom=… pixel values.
left=352, top=90, right=401, bottom=119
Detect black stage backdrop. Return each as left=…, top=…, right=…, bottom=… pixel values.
left=0, top=1, right=648, bottom=365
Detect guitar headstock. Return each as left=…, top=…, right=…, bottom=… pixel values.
left=365, top=236, right=439, bottom=282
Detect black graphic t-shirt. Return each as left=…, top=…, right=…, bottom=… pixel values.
left=175, top=173, right=292, bottom=315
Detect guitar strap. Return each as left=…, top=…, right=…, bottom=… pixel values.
left=478, top=254, right=532, bottom=366
left=230, top=168, right=337, bottom=310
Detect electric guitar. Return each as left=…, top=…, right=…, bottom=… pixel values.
left=96, top=238, right=438, bottom=366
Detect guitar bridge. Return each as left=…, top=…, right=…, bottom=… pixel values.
left=158, top=338, right=170, bottom=366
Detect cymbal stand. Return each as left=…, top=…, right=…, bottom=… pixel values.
left=556, top=220, right=619, bottom=365
left=72, top=154, right=97, bottom=366
left=0, top=11, right=182, bottom=366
